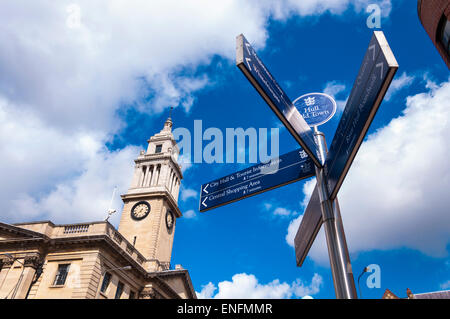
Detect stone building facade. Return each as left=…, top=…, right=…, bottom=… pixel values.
left=0, top=117, right=196, bottom=299
left=418, top=0, right=450, bottom=68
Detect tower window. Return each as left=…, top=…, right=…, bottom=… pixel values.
left=438, top=15, right=450, bottom=56
left=100, top=272, right=112, bottom=293
left=129, top=291, right=136, bottom=299
left=155, top=144, right=162, bottom=153
left=115, top=281, right=124, bottom=299
left=53, top=264, right=70, bottom=286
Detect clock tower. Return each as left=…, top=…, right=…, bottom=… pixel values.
left=118, top=115, right=183, bottom=272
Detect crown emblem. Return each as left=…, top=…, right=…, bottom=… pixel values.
left=304, top=97, right=315, bottom=106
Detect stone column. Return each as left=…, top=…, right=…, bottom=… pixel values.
left=0, top=257, right=14, bottom=297
left=150, top=165, right=157, bottom=186
left=159, top=164, right=170, bottom=189
left=137, top=165, right=144, bottom=187
left=5, top=253, right=42, bottom=299
left=143, top=165, right=152, bottom=187
left=174, top=180, right=180, bottom=202
left=171, top=173, right=176, bottom=192
left=154, top=165, right=161, bottom=186
left=168, top=171, right=174, bottom=191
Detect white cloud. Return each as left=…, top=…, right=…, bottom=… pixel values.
left=286, top=215, right=303, bottom=248
left=0, top=0, right=393, bottom=224
left=196, top=273, right=323, bottom=299
left=324, top=81, right=346, bottom=97
left=0, top=97, right=138, bottom=224
left=323, top=81, right=347, bottom=112
left=291, top=273, right=323, bottom=297
left=261, top=0, right=391, bottom=20
left=273, top=207, right=293, bottom=216
left=300, top=179, right=316, bottom=208
left=287, top=79, right=450, bottom=265
left=178, top=154, right=194, bottom=173
left=181, top=188, right=198, bottom=202
left=0, top=0, right=393, bottom=132
left=385, top=72, right=415, bottom=101
left=440, top=280, right=450, bottom=290
left=0, top=0, right=272, bottom=134
left=196, top=282, right=217, bottom=299
left=262, top=202, right=296, bottom=218
left=183, top=209, right=197, bottom=219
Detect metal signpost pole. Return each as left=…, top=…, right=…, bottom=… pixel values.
left=313, top=126, right=358, bottom=299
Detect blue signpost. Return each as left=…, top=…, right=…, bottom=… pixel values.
left=293, top=93, right=337, bottom=127
left=293, top=31, right=398, bottom=299
left=199, top=149, right=314, bottom=212
left=200, top=31, right=398, bottom=299
left=324, top=31, right=398, bottom=200
left=236, top=34, right=322, bottom=167
left=294, top=185, right=322, bottom=267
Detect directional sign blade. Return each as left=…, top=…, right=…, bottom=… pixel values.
left=199, top=149, right=315, bottom=212
left=294, top=184, right=322, bottom=267
left=325, top=31, right=398, bottom=200
left=236, top=34, right=322, bottom=168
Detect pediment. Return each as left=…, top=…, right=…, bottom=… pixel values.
left=162, top=275, right=192, bottom=299
left=0, top=222, right=46, bottom=240
left=152, top=269, right=197, bottom=299
left=0, top=229, right=22, bottom=240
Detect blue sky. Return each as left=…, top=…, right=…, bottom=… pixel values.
left=0, top=0, right=449, bottom=299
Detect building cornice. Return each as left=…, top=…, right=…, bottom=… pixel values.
left=0, top=222, right=49, bottom=240
left=13, top=220, right=55, bottom=227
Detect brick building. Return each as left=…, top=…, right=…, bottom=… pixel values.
left=417, top=0, right=450, bottom=68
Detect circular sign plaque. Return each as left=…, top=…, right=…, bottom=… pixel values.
left=293, top=93, right=337, bottom=127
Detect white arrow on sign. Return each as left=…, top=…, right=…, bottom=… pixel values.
left=376, top=62, right=384, bottom=79
left=369, top=44, right=376, bottom=61
left=245, top=57, right=252, bottom=71
left=203, top=184, right=209, bottom=194
left=245, top=42, right=252, bottom=55
left=202, top=197, right=208, bottom=208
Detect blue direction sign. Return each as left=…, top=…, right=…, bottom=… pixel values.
left=325, top=31, right=398, bottom=200
left=236, top=34, right=322, bottom=168
left=200, top=149, right=315, bottom=212
left=293, top=93, right=337, bottom=127
left=294, top=184, right=322, bottom=267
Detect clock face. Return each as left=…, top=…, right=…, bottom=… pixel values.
left=131, top=201, right=150, bottom=220
left=165, top=210, right=174, bottom=230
